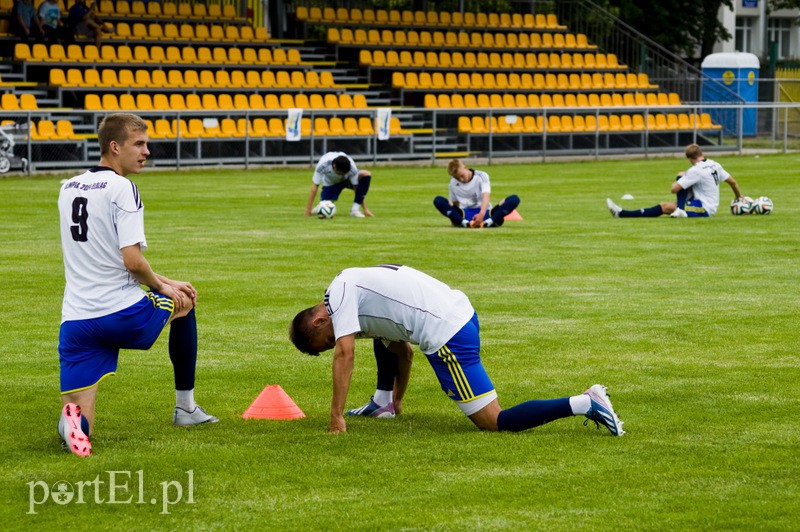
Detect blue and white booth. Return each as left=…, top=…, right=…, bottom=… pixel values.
left=701, top=52, right=759, bottom=136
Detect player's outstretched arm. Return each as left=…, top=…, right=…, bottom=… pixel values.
left=726, top=176, right=743, bottom=199
left=472, top=192, right=491, bottom=223
left=305, top=183, right=319, bottom=216
left=362, top=200, right=373, bottom=217
left=330, top=334, right=356, bottom=433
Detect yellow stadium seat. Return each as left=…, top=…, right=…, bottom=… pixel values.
left=169, top=93, right=186, bottom=110
left=49, top=68, right=66, bottom=86
left=206, top=3, right=221, bottom=18
left=231, top=94, right=249, bottom=110
left=35, top=119, right=58, bottom=139
left=154, top=119, right=175, bottom=138
left=149, top=23, right=165, bottom=40
left=356, top=117, right=373, bottom=136
left=152, top=94, right=170, bottom=110
left=83, top=94, right=101, bottom=110
left=200, top=93, right=217, bottom=110
left=117, top=93, right=135, bottom=110
left=100, top=69, right=118, bottom=87
left=252, top=93, right=268, bottom=109
left=101, top=93, right=119, bottom=110
left=135, top=93, right=152, bottom=111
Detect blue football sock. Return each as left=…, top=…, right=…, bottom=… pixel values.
left=489, top=194, right=521, bottom=227
left=619, top=205, right=663, bottom=218
left=497, top=397, right=573, bottom=432
left=676, top=188, right=688, bottom=210
left=373, top=339, right=397, bottom=392
left=354, top=174, right=371, bottom=205
left=169, top=308, right=197, bottom=391
left=433, top=195, right=464, bottom=226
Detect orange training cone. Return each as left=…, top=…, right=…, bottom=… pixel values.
left=504, top=209, right=523, bottom=221
left=242, top=385, right=305, bottom=420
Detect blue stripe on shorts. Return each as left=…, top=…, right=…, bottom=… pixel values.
left=685, top=199, right=709, bottom=218
left=425, top=312, right=495, bottom=403
left=59, top=292, right=174, bottom=393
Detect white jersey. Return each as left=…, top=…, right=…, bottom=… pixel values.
left=324, top=265, right=474, bottom=354
left=58, top=166, right=147, bottom=322
left=312, top=151, right=359, bottom=187
left=448, top=169, right=491, bottom=209
left=676, top=158, right=731, bottom=216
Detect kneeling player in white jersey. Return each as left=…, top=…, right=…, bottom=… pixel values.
left=434, top=159, right=520, bottom=228
left=57, top=113, right=217, bottom=457
left=607, top=144, right=744, bottom=218
left=290, top=265, right=624, bottom=436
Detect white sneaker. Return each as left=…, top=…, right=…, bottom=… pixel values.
left=350, top=210, right=365, bottom=218
left=606, top=198, right=622, bottom=218
left=670, top=208, right=688, bottom=218
left=173, top=405, right=219, bottom=426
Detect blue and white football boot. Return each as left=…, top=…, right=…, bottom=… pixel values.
left=346, top=397, right=395, bottom=418
left=584, top=384, right=625, bottom=436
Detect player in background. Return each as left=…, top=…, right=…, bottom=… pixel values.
left=304, top=151, right=373, bottom=218
left=57, top=113, right=217, bottom=457
left=607, top=144, right=744, bottom=218
left=434, top=159, right=520, bottom=228
left=289, top=265, right=624, bottom=436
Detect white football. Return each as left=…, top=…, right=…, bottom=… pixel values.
left=752, top=196, right=773, bottom=215
left=730, top=197, right=754, bottom=216
left=315, top=200, right=336, bottom=219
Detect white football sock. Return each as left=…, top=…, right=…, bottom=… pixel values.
left=176, top=389, right=196, bottom=411
left=569, top=394, right=592, bottom=415
left=483, top=218, right=494, bottom=227
left=351, top=203, right=361, bottom=214
left=373, top=389, right=393, bottom=407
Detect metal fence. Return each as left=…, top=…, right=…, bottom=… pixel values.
left=2, top=101, right=799, bottom=175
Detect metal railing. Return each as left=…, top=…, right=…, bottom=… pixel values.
left=3, top=102, right=799, bottom=174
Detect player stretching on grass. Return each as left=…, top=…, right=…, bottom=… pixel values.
left=434, top=159, right=520, bottom=228
left=57, top=113, right=217, bottom=457
left=606, top=144, right=743, bottom=218
left=289, top=264, right=624, bottom=436
left=304, top=151, right=373, bottom=218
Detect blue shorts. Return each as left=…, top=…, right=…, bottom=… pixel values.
left=463, top=207, right=490, bottom=221
left=59, top=292, right=174, bottom=394
left=320, top=180, right=356, bottom=201
left=425, top=313, right=496, bottom=414
left=684, top=199, right=710, bottom=218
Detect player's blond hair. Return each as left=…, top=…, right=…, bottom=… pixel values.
left=98, top=113, right=148, bottom=155
left=447, top=159, right=462, bottom=177
left=685, top=144, right=703, bottom=160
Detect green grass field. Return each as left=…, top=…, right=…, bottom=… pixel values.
left=2, top=154, right=798, bottom=530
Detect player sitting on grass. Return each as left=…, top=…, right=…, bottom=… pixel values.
left=57, top=113, right=217, bottom=457
left=607, top=144, right=744, bottom=219
left=290, top=264, right=624, bottom=436
left=434, top=159, right=520, bottom=228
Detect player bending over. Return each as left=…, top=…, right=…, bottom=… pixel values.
left=305, top=151, right=373, bottom=218
left=290, top=264, right=624, bottom=436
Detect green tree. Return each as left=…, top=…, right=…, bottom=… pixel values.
left=610, top=0, right=733, bottom=59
